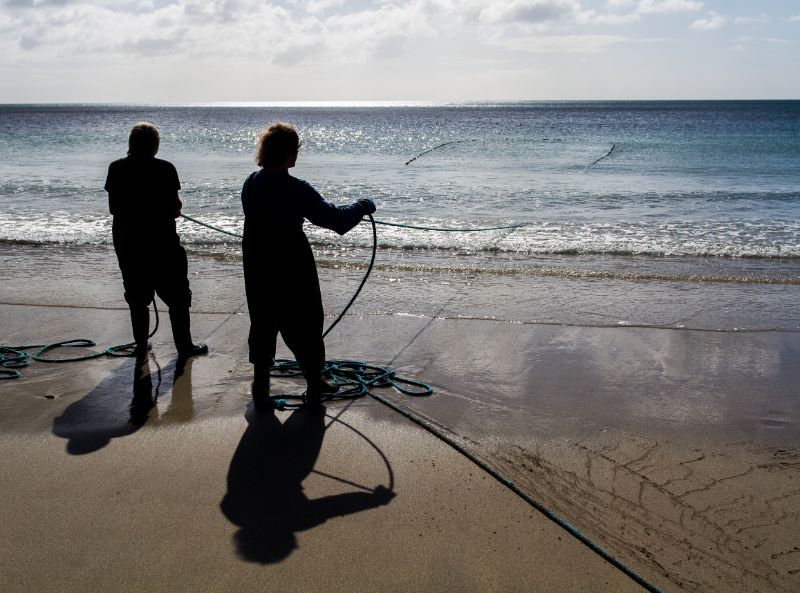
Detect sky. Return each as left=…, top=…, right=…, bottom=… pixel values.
left=1, top=0, right=799, bottom=102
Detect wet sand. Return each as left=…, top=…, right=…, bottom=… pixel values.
left=2, top=244, right=800, bottom=592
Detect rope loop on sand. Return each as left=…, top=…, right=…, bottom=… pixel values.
left=0, top=305, right=159, bottom=379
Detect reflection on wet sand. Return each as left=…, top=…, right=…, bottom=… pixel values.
left=52, top=355, right=197, bottom=454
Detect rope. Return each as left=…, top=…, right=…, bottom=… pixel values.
left=365, top=390, right=665, bottom=593
left=323, top=213, right=377, bottom=338
left=257, top=213, right=434, bottom=410
left=590, top=142, right=616, bottom=166
left=405, top=139, right=477, bottom=165
left=179, top=213, right=525, bottom=236
left=374, top=220, right=525, bottom=232
left=179, top=213, right=244, bottom=238
left=266, top=358, right=433, bottom=410
left=0, top=304, right=159, bottom=379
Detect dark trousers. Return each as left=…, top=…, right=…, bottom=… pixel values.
left=114, top=237, right=193, bottom=349
left=244, top=272, right=325, bottom=390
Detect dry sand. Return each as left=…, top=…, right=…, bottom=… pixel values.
left=2, top=244, right=800, bottom=592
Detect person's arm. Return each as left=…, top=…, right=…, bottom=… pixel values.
left=169, top=162, right=182, bottom=218
left=172, top=194, right=183, bottom=218
left=299, top=180, right=375, bottom=235
left=104, top=163, right=118, bottom=215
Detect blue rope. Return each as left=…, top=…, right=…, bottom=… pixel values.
left=179, top=213, right=525, bottom=237
left=1, top=304, right=159, bottom=379
left=373, top=220, right=524, bottom=232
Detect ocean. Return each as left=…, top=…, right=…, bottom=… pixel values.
left=2, top=101, right=800, bottom=331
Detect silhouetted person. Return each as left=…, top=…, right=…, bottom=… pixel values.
left=242, top=122, right=375, bottom=407
left=105, top=122, right=208, bottom=360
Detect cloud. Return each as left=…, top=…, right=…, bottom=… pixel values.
left=636, top=0, right=703, bottom=14
left=0, top=0, right=710, bottom=71
left=590, top=11, right=641, bottom=24
left=493, top=33, right=630, bottom=53
left=789, top=15, right=800, bottom=22
left=477, top=0, right=581, bottom=25
left=690, top=11, right=726, bottom=30
left=733, top=14, right=768, bottom=25
left=4, top=0, right=77, bottom=7
left=601, top=0, right=700, bottom=22
left=736, top=36, right=793, bottom=45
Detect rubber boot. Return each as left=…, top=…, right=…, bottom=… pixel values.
left=169, top=307, right=208, bottom=359
left=129, top=305, right=151, bottom=361
left=301, top=357, right=329, bottom=408
left=251, top=364, right=273, bottom=411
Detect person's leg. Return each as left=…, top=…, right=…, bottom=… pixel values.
left=280, top=322, right=326, bottom=405
left=117, top=250, right=155, bottom=359
left=280, top=293, right=338, bottom=406
left=158, top=245, right=207, bottom=359
left=128, top=304, right=151, bottom=357
left=249, top=314, right=278, bottom=403
left=244, top=264, right=278, bottom=404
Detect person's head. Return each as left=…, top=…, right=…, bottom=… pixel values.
left=128, top=122, right=160, bottom=157
left=256, top=122, right=301, bottom=169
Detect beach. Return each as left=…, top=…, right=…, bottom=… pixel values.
left=2, top=244, right=799, bottom=592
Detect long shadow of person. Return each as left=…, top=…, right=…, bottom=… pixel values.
left=52, top=356, right=192, bottom=454
left=220, top=406, right=395, bottom=564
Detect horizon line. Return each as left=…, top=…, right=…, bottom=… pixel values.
left=1, top=98, right=798, bottom=108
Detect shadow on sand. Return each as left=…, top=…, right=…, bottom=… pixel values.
left=220, top=405, right=395, bottom=564
left=52, top=355, right=195, bottom=454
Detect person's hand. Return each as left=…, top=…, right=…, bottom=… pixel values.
left=357, top=198, right=376, bottom=215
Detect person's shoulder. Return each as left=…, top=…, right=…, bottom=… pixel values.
left=107, top=156, right=128, bottom=170
left=287, top=175, right=318, bottom=194
left=153, top=157, right=178, bottom=172
left=242, top=170, right=259, bottom=189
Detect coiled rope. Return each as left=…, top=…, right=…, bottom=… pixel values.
left=238, top=213, right=433, bottom=409
left=1, top=306, right=159, bottom=379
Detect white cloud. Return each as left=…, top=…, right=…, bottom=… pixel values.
left=637, top=0, right=703, bottom=14
left=736, top=36, right=793, bottom=46
left=789, top=15, right=800, bottom=22
left=0, top=0, right=612, bottom=67
left=305, top=0, right=346, bottom=14
left=690, top=11, right=726, bottom=30
left=477, top=0, right=581, bottom=25
left=493, top=33, right=629, bottom=53
left=733, top=14, right=768, bottom=25
left=590, top=11, right=641, bottom=24
left=600, top=0, right=700, bottom=22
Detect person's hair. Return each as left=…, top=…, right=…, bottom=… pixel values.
left=256, top=122, right=301, bottom=167
left=128, top=122, right=160, bottom=157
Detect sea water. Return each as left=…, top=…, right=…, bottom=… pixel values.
left=1, top=101, right=799, bottom=330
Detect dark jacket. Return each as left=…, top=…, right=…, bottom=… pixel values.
left=241, top=170, right=365, bottom=304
